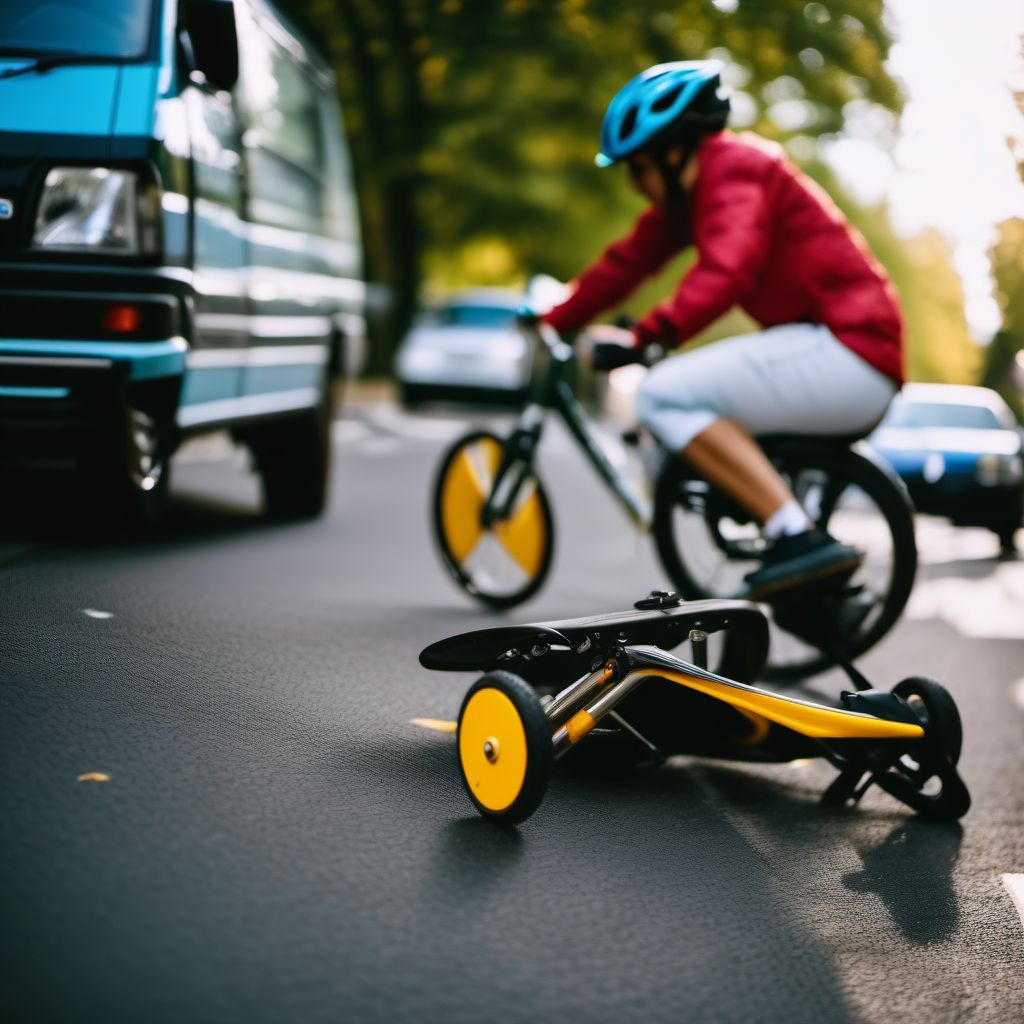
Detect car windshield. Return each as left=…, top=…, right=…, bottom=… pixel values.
left=0, top=0, right=156, bottom=60
left=433, top=304, right=518, bottom=328
left=882, top=400, right=1002, bottom=431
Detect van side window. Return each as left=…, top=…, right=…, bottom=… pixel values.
left=319, top=94, right=360, bottom=248
left=240, top=16, right=325, bottom=232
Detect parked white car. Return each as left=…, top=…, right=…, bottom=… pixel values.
left=394, top=290, right=531, bottom=408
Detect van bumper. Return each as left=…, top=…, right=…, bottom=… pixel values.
left=0, top=338, right=187, bottom=468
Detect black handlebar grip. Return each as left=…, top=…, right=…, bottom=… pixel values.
left=591, top=341, right=644, bottom=371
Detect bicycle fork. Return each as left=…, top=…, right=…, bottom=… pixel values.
left=480, top=406, right=546, bottom=528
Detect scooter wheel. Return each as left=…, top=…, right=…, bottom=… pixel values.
left=887, top=676, right=970, bottom=820
left=457, top=671, right=552, bottom=824
left=892, top=676, right=962, bottom=766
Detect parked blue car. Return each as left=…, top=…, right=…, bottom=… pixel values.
left=0, top=0, right=364, bottom=523
left=868, top=383, right=1024, bottom=550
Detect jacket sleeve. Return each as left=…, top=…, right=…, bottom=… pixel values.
left=544, top=207, right=682, bottom=335
left=634, top=160, right=772, bottom=347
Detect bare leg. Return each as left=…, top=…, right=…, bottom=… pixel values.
left=681, top=418, right=793, bottom=523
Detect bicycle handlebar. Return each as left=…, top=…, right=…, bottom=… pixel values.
left=515, top=309, right=663, bottom=372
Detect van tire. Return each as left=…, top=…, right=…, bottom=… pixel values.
left=90, top=407, right=173, bottom=534
left=246, top=378, right=335, bottom=521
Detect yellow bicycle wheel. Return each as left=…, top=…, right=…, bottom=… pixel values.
left=433, top=430, right=554, bottom=608
left=457, top=671, right=552, bottom=823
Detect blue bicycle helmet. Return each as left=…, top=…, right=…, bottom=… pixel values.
left=596, top=61, right=728, bottom=168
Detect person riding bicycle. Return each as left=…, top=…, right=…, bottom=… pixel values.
left=543, top=61, right=903, bottom=599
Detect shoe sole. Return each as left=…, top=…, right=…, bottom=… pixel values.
left=741, top=555, right=863, bottom=601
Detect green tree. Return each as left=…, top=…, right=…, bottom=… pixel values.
left=983, top=218, right=1024, bottom=420
left=288, top=0, right=901, bottom=372
left=981, top=37, right=1024, bottom=420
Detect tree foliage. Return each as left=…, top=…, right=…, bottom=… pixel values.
left=287, top=0, right=900, bottom=370
left=981, top=37, right=1024, bottom=421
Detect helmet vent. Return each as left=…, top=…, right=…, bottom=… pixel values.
left=619, top=105, right=639, bottom=141
left=650, top=85, right=683, bottom=113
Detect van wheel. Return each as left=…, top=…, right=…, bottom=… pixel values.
left=246, top=378, right=335, bottom=520
left=93, top=407, right=173, bottom=533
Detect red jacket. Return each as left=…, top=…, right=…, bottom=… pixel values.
left=545, top=130, right=904, bottom=384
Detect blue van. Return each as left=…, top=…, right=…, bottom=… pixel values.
left=0, top=0, right=364, bottom=521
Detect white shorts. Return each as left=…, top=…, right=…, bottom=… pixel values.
left=634, top=323, right=898, bottom=451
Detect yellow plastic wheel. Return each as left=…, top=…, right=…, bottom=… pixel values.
left=433, top=431, right=554, bottom=609
left=457, top=671, right=552, bottom=823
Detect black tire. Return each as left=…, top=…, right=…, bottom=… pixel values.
left=891, top=676, right=963, bottom=766
left=246, top=376, right=335, bottom=520
left=653, top=442, right=917, bottom=679
left=432, top=429, right=554, bottom=609
left=457, top=671, right=552, bottom=824
left=886, top=675, right=970, bottom=819
left=90, top=407, right=174, bottom=533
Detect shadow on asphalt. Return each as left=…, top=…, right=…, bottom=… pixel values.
left=682, top=761, right=964, bottom=944
left=0, top=486, right=271, bottom=549
left=842, top=819, right=963, bottom=944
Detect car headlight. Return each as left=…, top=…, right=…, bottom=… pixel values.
left=33, top=167, right=162, bottom=256
left=976, top=452, right=1024, bottom=486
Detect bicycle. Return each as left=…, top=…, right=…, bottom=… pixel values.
left=431, top=312, right=917, bottom=678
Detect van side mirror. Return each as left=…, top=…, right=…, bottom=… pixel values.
left=181, top=0, right=239, bottom=91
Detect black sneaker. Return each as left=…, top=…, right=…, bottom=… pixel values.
left=741, top=529, right=862, bottom=599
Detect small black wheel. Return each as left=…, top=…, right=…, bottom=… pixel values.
left=886, top=675, right=970, bottom=820
left=432, top=430, right=554, bottom=609
left=457, top=671, right=552, bottom=823
left=244, top=372, right=335, bottom=520
left=653, top=441, right=917, bottom=679
left=892, top=675, right=963, bottom=766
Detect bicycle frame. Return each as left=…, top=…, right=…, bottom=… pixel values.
left=481, top=317, right=651, bottom=529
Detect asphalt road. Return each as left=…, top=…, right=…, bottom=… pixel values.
left=2, top=401, right=1023, bottom=1024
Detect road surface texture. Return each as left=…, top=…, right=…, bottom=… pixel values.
left=2, top=400, right=1023, bottom=1024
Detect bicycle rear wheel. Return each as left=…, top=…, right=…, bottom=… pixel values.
left=432, top=430, right=554, bottom=609
left=653, top=441, right=917, bottom=679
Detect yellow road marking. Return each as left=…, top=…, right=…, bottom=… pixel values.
left=410, top=717, right=457, bottom=734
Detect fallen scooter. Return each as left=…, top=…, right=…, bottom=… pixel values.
left=419, top=589, right=970, bottom=824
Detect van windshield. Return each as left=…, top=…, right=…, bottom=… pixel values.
left=0, top=0, right=156, bottom=61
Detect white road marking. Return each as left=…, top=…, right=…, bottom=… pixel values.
left=1001, top=875, right=1024, bottom=940
left=82, top=609, right=114, bottom=620
left=362, top=405, right=473, bottom=442
left=1014, top=679, right=1024, bottom=712
left=906, top=562, right=1024, bottom=640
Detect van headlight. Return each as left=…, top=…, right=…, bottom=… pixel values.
left=976, top=452, right=1024, bottom=486
left=32, top=167, right=162, bottom=256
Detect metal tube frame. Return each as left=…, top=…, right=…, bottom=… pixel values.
left=481, top=319, right=651, bottom=528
